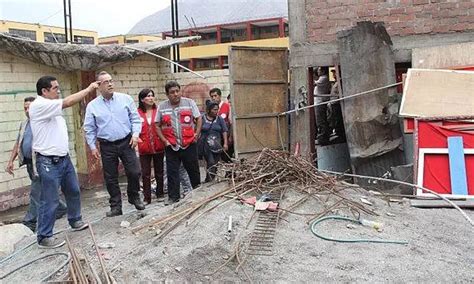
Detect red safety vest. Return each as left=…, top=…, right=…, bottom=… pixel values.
left=137, top=108, right=165, bottom=155
left=159, top=105, right=195, bottom=148
left=218, top=102, right=231, bottom=125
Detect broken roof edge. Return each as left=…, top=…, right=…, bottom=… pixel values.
left=0, top=33, right=200, bottom=71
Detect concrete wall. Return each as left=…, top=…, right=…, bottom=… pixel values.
left=0, top=51, right=78, bottom=211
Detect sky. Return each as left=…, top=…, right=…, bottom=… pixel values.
left=0, top=0, right=169, bottom=36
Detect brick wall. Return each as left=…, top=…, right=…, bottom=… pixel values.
left=158, top=69, right=230, bottom=110
left=0, top=51, right=77, bottom=210
left=305, top=0, right=474, bottom=43
left=101, top=52, right=171, bottom=102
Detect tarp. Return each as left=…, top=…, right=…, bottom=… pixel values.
left=0, top=33, right=199, bottom=71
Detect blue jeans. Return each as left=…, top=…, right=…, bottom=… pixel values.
left=23, top=161, right=67, bottom=229
left=36, top=155, right=82, bottom=242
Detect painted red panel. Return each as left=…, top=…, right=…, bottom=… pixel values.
left=417, top=120, right=474, bottom=195
left=422, top=155, right=474, bottom=195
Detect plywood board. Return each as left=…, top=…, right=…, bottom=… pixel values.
left=229, top=46, right=288, bottom=158
left=232, top=84, right=287, bottom=115
left=399, top=69, right=474, bottom=118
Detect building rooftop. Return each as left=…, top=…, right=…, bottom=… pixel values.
left=128, top=0, right=288, bottom=35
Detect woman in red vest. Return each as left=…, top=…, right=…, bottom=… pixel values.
left=137, top=89, right=165, bottom=204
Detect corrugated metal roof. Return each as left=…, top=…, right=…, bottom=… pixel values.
left=0, top=33, right=199, bottom=71
left=128, top=0, right=288, bottom=35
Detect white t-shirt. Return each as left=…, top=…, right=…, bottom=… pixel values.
left=29, top=96, right=69, bottom=156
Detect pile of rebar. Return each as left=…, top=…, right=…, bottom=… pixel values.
left=132, top=148, right=376, bottom=237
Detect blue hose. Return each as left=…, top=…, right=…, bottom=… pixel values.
left=310, top=215, right=408, bottom=245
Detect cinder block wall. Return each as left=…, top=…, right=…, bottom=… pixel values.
left=0, top=52, right=77, bottom=211
left=158, top=69, right=230, bottom=110
left=305, top=0, right=474, bottom=43
left=101, top=52, right=171, bottom=102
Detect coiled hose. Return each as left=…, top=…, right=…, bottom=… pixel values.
left=310, top=215, right=408, bottom=245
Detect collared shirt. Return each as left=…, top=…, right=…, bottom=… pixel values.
left=20, top=121, right=33, bottom=159
left=156, top=98, right=200, bottom=151
left=84, top=92, right=141, bottom=150
left=29, top=96, right=69, bottom=156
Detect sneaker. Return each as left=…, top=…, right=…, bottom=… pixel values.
left=129, top=198, right=145, bottom=210
left=70, top=220, right=89, bottom=231
left=106, top=208, right=123, bottom=217
left=38, top=237, right=65, bottom=249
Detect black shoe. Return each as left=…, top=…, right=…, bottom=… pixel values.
left=23, top=221, right=36, bottom=233
left=129, top=199, right=145, bottom=210
left=164, top=198, right=179, bottom=206
left=106, top=208, right=123, bottom=217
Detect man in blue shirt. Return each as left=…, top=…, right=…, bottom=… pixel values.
left=84, top=71, right=144, bottom=217
left=6, top=97, right=67, bottom=232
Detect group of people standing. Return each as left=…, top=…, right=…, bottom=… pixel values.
left=6, top=71, right=232, bottom=248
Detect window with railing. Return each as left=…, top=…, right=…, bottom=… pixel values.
left=9, top=28, right=36, bottom=40
left=221, top=28, right=247, bottom=43
left=252, top=25, right=280, bottom=40
left=74, top=35, right=94, bottom=44
left=125, top=39, right=139, bottom=44
left=44, top=32, right=66, bottom=43
left=195, top=58, right=219, bottom=71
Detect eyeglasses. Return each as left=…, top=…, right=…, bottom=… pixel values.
left=100, top=79, right=114, bottom=85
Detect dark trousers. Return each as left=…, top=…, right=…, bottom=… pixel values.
left=139, top=152, right=164, bottom=203
left=99, top=135, right=141, bottom=209
left=316, top=104, right=330, bottom=144
left=204, top=151, right=221, bottom=182
left=165, top=143, right=200, bottom=201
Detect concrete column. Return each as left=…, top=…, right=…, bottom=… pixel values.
left=337, top=22, right=405, bottom=183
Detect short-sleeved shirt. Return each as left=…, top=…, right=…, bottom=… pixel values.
left=156, top=97, right=201, bottom=150
left=201, top=115, right=228, bottom=136
left=29, top=96, right=69, bottom=156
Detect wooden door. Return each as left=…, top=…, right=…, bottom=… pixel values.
left=229, top=46, right=289, bottom=158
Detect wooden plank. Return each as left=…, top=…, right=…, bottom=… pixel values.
left=229, top=46, right=288, bottom=158
left=410, top=199, right=474, bottom=208
left=399, top=69, right=474, bottom=118
left=234, top=117, right=287, bottom=153
left=447, top=137, right=469, bottom=196
left=230, top=49, right=287, bottom=82
left=232, top=84, right=286, bottom=115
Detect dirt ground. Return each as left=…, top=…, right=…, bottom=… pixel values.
left=1, top=177, right=473, bottom=283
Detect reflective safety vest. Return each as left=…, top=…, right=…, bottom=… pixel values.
left=137, top=108, right=165, bottom=154
left=159, top=104, right=195, bottom=148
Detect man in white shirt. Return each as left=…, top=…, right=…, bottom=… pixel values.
left=29, top=75, right=99, bottom=248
